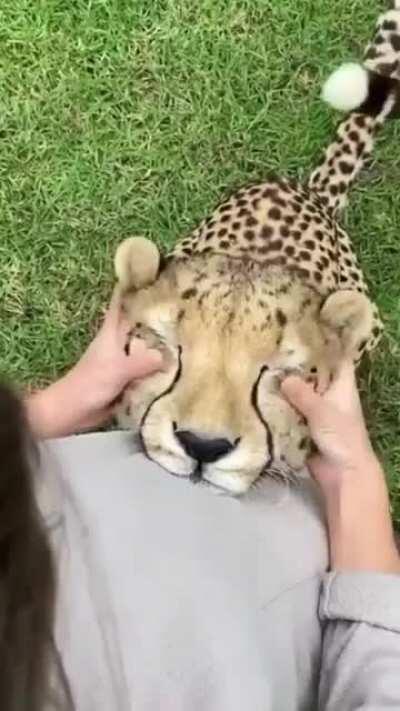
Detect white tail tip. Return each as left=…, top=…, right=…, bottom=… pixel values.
left=322, top=63, right=369, bottom=112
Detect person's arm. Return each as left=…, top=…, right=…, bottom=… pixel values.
left=282, top=364, right=400, bottom=711
left=25, top=289, right=162, bottom=439
left=317, top=570, right=400, bottom=710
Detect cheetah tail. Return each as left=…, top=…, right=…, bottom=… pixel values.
left=308, top=3, right=400, bottom=214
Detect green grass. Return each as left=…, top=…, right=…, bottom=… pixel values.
left=0, top=0, right=399, bottom=521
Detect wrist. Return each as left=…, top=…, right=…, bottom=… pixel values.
left=330, top=525, right=400, bottom=574
left=321, top=450, right=382, bottom=496
left=326, top=466, right=400, bottom=574
left=25, top=373, right=91, bottom=439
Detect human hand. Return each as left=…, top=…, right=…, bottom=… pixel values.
left=26, top=289, right=162, bottom=438
left=65, top=287, right=162, bottom=428
left=281, top=360, right=375, bottom=489
left=281, top=362, right=400, bottom=574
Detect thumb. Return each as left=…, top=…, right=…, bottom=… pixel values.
left=281, top=376, right=321, bottom=420
left=307, top=453, right=332, bottom=482
left=125, top=339, right=163, bottom=380
left=307, top=453, right=343, bottom=491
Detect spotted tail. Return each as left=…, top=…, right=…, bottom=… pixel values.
left=309, top=2, right=400, bottom=214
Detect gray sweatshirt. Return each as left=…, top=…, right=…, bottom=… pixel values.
left=39, top=431, right=400, bottom=711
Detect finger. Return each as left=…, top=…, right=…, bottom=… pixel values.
left=327, top=358, right=360, bottom=410
left=307, top=453, right=325, bottom=479
left=117, top=314, right=133, bottom=348
left=102, top=285, right=123, bottom=332
left=125, top=339, right=163, bottom=379
left=315, top=366, right=331, bottom=395
left=281, top=376, right=321, bottom=419
left=331, top=358, right=356, bottom=389
left=78, top=408, right=113, bottom=431
left=307, top=454, right=334, bottom=485
left=308, top=453, right=345, bottom=491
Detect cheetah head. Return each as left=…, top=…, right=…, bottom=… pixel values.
left=113, top=237, right=374, bottom=495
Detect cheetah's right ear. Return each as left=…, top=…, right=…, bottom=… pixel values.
left=320, top=289, right=374, bottom=358
left=114, top=237, right=162, bottom=291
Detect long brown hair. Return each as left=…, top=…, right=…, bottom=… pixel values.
left=0, top=382, right=71, bottom=710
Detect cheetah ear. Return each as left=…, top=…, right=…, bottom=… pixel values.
left=114, top=237, right=162, bottom=291
left=320, top=289, right=374, bottom=357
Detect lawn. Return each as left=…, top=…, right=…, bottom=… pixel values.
left=0, top=0, right=399, bottom=521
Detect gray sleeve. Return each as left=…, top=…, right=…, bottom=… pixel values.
left=318, top=571, right=400, bottom=710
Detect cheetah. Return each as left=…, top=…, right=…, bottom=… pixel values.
left=112, top=3, right=400, bottom=494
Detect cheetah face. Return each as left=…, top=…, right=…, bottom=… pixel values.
left=113, top=238, right=374, bottom=495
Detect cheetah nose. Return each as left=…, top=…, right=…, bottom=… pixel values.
left=175, top=430, right=234, bottom=463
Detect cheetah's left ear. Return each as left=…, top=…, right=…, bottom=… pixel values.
left=114, top=237, right=163, bottom=291
left=320, top=290, right=374, bottom=357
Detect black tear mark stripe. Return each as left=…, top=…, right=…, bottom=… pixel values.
left=139, top=346, right=183, bottom=457
left=251, top=366, right=274, bottom=467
